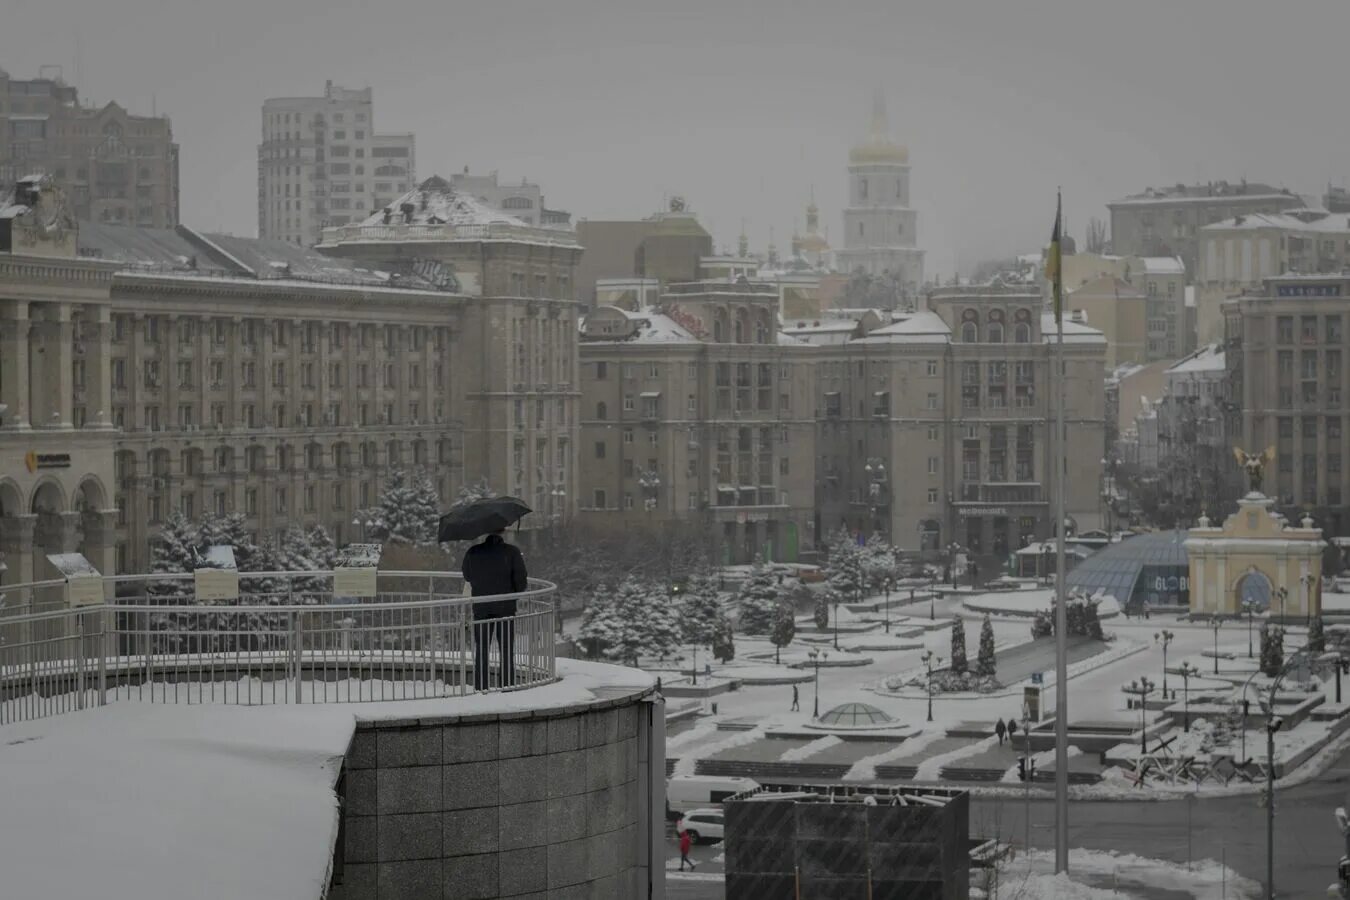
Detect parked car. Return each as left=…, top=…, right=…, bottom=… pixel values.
left=666, top=774, right=758, bottom=818
left=677, top=808, right=725, bottom=844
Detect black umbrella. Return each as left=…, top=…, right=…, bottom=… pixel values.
left=437, top=496, right=532, bottom=542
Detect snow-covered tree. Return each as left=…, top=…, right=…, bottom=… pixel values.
left=711, top=615, right=736, bottom=663
left=453, top=476, right=495, bottom=508
left=824, top=527, right=865, bottom=604
left=736, top=562, right=781, bottom=634
left=976, top=615, right=996, bottom=677
left=1308, top=616, right=1326, bottom=654
left=643, top=585, right=684, bottom=664
left=950, top=617, right=968, bottom=674
left=1083, top=597, right=1106, bottom=641
left=770, top=599, right=796, bottom=664
left=1260, top=624, right=1285, bottom=677
left=813, top=591, right=830, bottom=630
left=361, top=468, right=440, bottom=546
left=679, top=574, right=724, bottom=647
left=579, top=587, right=621, bottom=660
left=1031, top=609, right=1053, bottom=639
left=579, top=577, right=681, bottom=666
left=306, top=524, right=338, bottom=569
left=148, top=512, right=199, bottom=599
left=861, top=533, right=899, bottom=597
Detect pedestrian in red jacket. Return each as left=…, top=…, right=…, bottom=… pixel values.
left=678, top=827, right=695, bottom=871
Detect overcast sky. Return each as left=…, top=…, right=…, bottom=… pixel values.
left=6, top=0, right=1349, bottom=275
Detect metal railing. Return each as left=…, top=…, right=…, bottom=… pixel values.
left=0, top=571, right=557, bottom=726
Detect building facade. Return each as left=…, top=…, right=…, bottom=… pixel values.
left=574, top=201, right=714, bottom=308
left=1108, top=180, right=1303, bottom=277
left=258, top=81, right=416, bottom=246
left=1195, top=210, right=1350, bottom=344
left=1064, top=275, right=1148, bottom=369
left=834, top=93, right=925, bottom=299
left=0, top=69, right=179, bottom=228
left=813, top=284, right=1107, bottom=567
left=1, top=174, right=579, bottom=582
left=577, top=281, right=818, bottom=564
left=1225, top=274, right=1350, bottom=535
left=448, top=168, right=570, bottom=227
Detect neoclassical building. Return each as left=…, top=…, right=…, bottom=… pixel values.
left=0, top=174, right=581, bottom=581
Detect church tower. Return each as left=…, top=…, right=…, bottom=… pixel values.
left=836, top=91, right=925, bottom=298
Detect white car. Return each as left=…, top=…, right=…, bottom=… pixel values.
left=678, top=808, right=725, bottom=844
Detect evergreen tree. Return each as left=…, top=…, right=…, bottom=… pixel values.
left=950, top=617, right=968, bottom=674
left=1259, top=623, right=1286, bottom=677
left=306, top=524, right=338, bottom=569
left=813, top=590, right=831, bottom=630
left=453, top=476, right=495, bottom=508
left=148, top=511, right=199, bottom=600
left=736, top=562, right=781, bottom=634
left=824, top=527, right=865, bottom=604
left=362, top=468, right=440, bottom=546
left=711, top=614, right=736, bottom=663
left=976, top=614, right=997, bottom=677
left=861, top=533, right=898, bottom=597
left=679, top=573, right=723, bottom=647
left=770, top=599, right=796, bottom=664
left=1083, top=598, right=1106, bottom=641
left=1031, top=609, right=1053, bottom=639
left=1308, top=616, right=1326, bottom=654
left=579, top=586, right=620, bottom=660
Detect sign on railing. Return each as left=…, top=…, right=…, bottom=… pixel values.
left=46, top=553, right=103, bottom=607
left=334, top=544, right=380, bottom=599
left=194, top=545, right=239, bottom=600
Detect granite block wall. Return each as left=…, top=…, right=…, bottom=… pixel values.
left=329, top=693, right=657, bottom=900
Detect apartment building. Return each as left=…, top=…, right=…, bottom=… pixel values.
left=1195, top=210, right=1350, bottom=344
left=258, top=81, right=415, bottom=246
left=813, top=285, right=1107, bottom=565
left=1109, top=180, right=1303, bottom=277
left=0, top=69, right=179, bottom=228
left=1225, top=274, right=1350, bottom=534
left=577, top=280, right=817, bottom=563
left=0, top=174, right=579, bottom=581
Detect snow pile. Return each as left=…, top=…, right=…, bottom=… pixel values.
left=988, top=871, right=1121, bottom=899
left=844, top=728, right=947, bottom=781
left=994, top=848, right=1262, bottom=899
left=666, top=720, right=720, bottom=753
left=778, top=735, right=843, bottom=762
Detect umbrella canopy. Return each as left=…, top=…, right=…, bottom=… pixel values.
left=437, top=496, right=532, bottom=542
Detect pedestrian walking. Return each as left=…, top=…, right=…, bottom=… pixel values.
left=1007, top=717, right=1019, bottom=742
left=995, top=717, right=1007, bottom=745
left=678, top=827, right=696, bottom=871
left=462, top=528, right=528, bottom=691
left=705, top=662, right=712, bottom=680
left=791, top=684, right=800, bottom=711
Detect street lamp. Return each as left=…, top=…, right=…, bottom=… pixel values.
left=351, top=516, right=373, bottom=542
left=1155, top=630, right=1175, bottom=699
left=1301, top=573, right=1318, bottom=626
left=807, top=648, right=828, bottom=718
left=1211, top=617, right=1223, bottom=675
left=1177, top=661, right=1199, bottom=732
left=1275, top=586, right=1288, bottom=623
left=1320, top=650, right=1350, bottom=705
left=1242, top=597, right=1260, bottom=659
left=1130, top=676, right=1156, bottom=753
left=921, top=650, right=941, bottom=722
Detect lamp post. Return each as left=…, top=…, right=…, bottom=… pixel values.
left=1275, top=586, right=1288, bottom=624
left=883, top=572, right=895, bottom=634
left=1211, top=617, right=1223, bottom=675
left=1242, top=598, right=1259, bottom=659
left=352, top=516, right=373, bottom=543
left=1301, top=573, right=1318, bottom=626
left=1156, top=630, right=1175, bottom=699
left=1131, top=676, right=1156, bottom=753
left=808, top=648, right=827, bottom=718
left=1178, top=661, right=1199, bottom=731
left=921, top=650, right=940, bottom=722
left=930, top=578, right=936, bottom=620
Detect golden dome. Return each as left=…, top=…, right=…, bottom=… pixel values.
left=850, top=89, right=909, bottom=165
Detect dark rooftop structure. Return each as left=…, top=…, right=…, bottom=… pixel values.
left=1065, top=530, right=1190, bottom=611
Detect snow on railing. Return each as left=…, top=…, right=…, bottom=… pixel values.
left=0, top=571, right=557, bottom=726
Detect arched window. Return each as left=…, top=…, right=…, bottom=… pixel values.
left=987, top=310, right=1005, bottom=344
left=1014, top=323, right=1031, bottom=343
left=961, top=322, right=978, bottom=343
left=596, top=401, right=607, bottom=420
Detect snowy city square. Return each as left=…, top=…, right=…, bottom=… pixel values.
left=5, top=3, right=1350, bottom=899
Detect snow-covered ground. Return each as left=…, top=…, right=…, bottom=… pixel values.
left=962, top=587, right=1121, bottom=619
left=985, top=848, right=1262, bottom=899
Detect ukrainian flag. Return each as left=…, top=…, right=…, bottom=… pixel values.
left=1045, top=193, right=1063, bottom=324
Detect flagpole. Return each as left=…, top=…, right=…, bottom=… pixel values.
left=1052, top=191, right=1070, bottom=874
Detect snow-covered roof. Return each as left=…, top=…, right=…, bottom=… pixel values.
left=1166, top=344, right=1225, bottom=375
left=1042, top=313, right=1107, bottom=345
left=776, top=331, right=806, bottom=345
left=1111, top=182, right=1297, bottom=206
left=582, top=307, right=699, bottom=344
left=782, top=319, right=857, bottom=333
left=1138, top=256, right=1185, bottom=275
left=852, top=310, right=951, bottom=345
left=1201, top=211, right=1350, bottom=233
left=359, top=175, right=529, bottom=228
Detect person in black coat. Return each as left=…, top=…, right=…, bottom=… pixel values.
left=462, top=529, right=529, bottom=690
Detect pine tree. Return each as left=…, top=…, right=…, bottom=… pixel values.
left=679, top=573, right=723, bottom=647
left=976, top=614, right=997, bottom=677
left=770, top=599, right=796, bottom=664
left=579, top=587, right=620, bottom=660
left=306, top=524, right=338, bottom=569
left=1031, top=609, right=1053, bottom=639
left=711, top=614, right=736, bottom=663
left=362, top=468, right=440, bottom=546
left=1083, top=598, right=1106, bottom=641
left=454, top=476, right=495, bottom=508
left=736, top=561, right=781, bottom=634
left=1259, top=623, right=1286, bottom=677
left=148, top=511, right=200, bottom=600
left=813, top=589, right=831, bottom=629
left=861, top=533, right=897, bottom=597
left=1308, top=616, right=1326, bottom=654
left=824, top=527, right=864, bottom=604
left=950, top=617, right=968, bottom=674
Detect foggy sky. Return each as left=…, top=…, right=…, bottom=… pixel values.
left=6, top=0, right=1350, bottom=275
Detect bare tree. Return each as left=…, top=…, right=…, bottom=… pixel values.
left=1085, top=217, right=1108, bottom=255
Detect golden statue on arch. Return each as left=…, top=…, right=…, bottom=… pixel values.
left=1233, top=446, right=1276, bottom=494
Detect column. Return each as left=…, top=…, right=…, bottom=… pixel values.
left=82, top=305, right=114, bottom=428
left=28, top=302, right=74, bottom=428
left=81, top=509, right=119, bottom=578
left=0, top=300, right=31, bottom=428
left=0, top=514, right=37, bottom=586
left=1214, top=556, right=1227, bottom=615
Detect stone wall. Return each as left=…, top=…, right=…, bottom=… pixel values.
left=329, top=689, right=659, bottom=900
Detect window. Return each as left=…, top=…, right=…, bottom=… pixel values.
left=594, top=441, right=606, bottom=459
left=623, top=394, right=635, bottom=411
left=927, top=488, right=939, bottom=503
left=926, top=392, right=938, bottom=410
left=927, top=457, right=938, bottom=475
left=1278, top=351, right=1294, bottom=376
left=928, top=425, right=939, bottom=441
left=1277, top=316, right=1294, bottom=344
left=1278, top=417, right=1294, bottom=439
left=623, top=428, right=634, bottom=444
left=859, top=177, right=868, bottom=200
left=624, top=493, right=634, bottom=510
left=961, top=322, right=977, bottom=343
left=275, top=488, right=288, bottom=514
left=1304, top=418, right=1318, bottom=439
left=1302, top=316, right=1318, bottom=343
left=596, top=401, right=607, bottom=420
left=595, top=361, right=608, bottom=380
